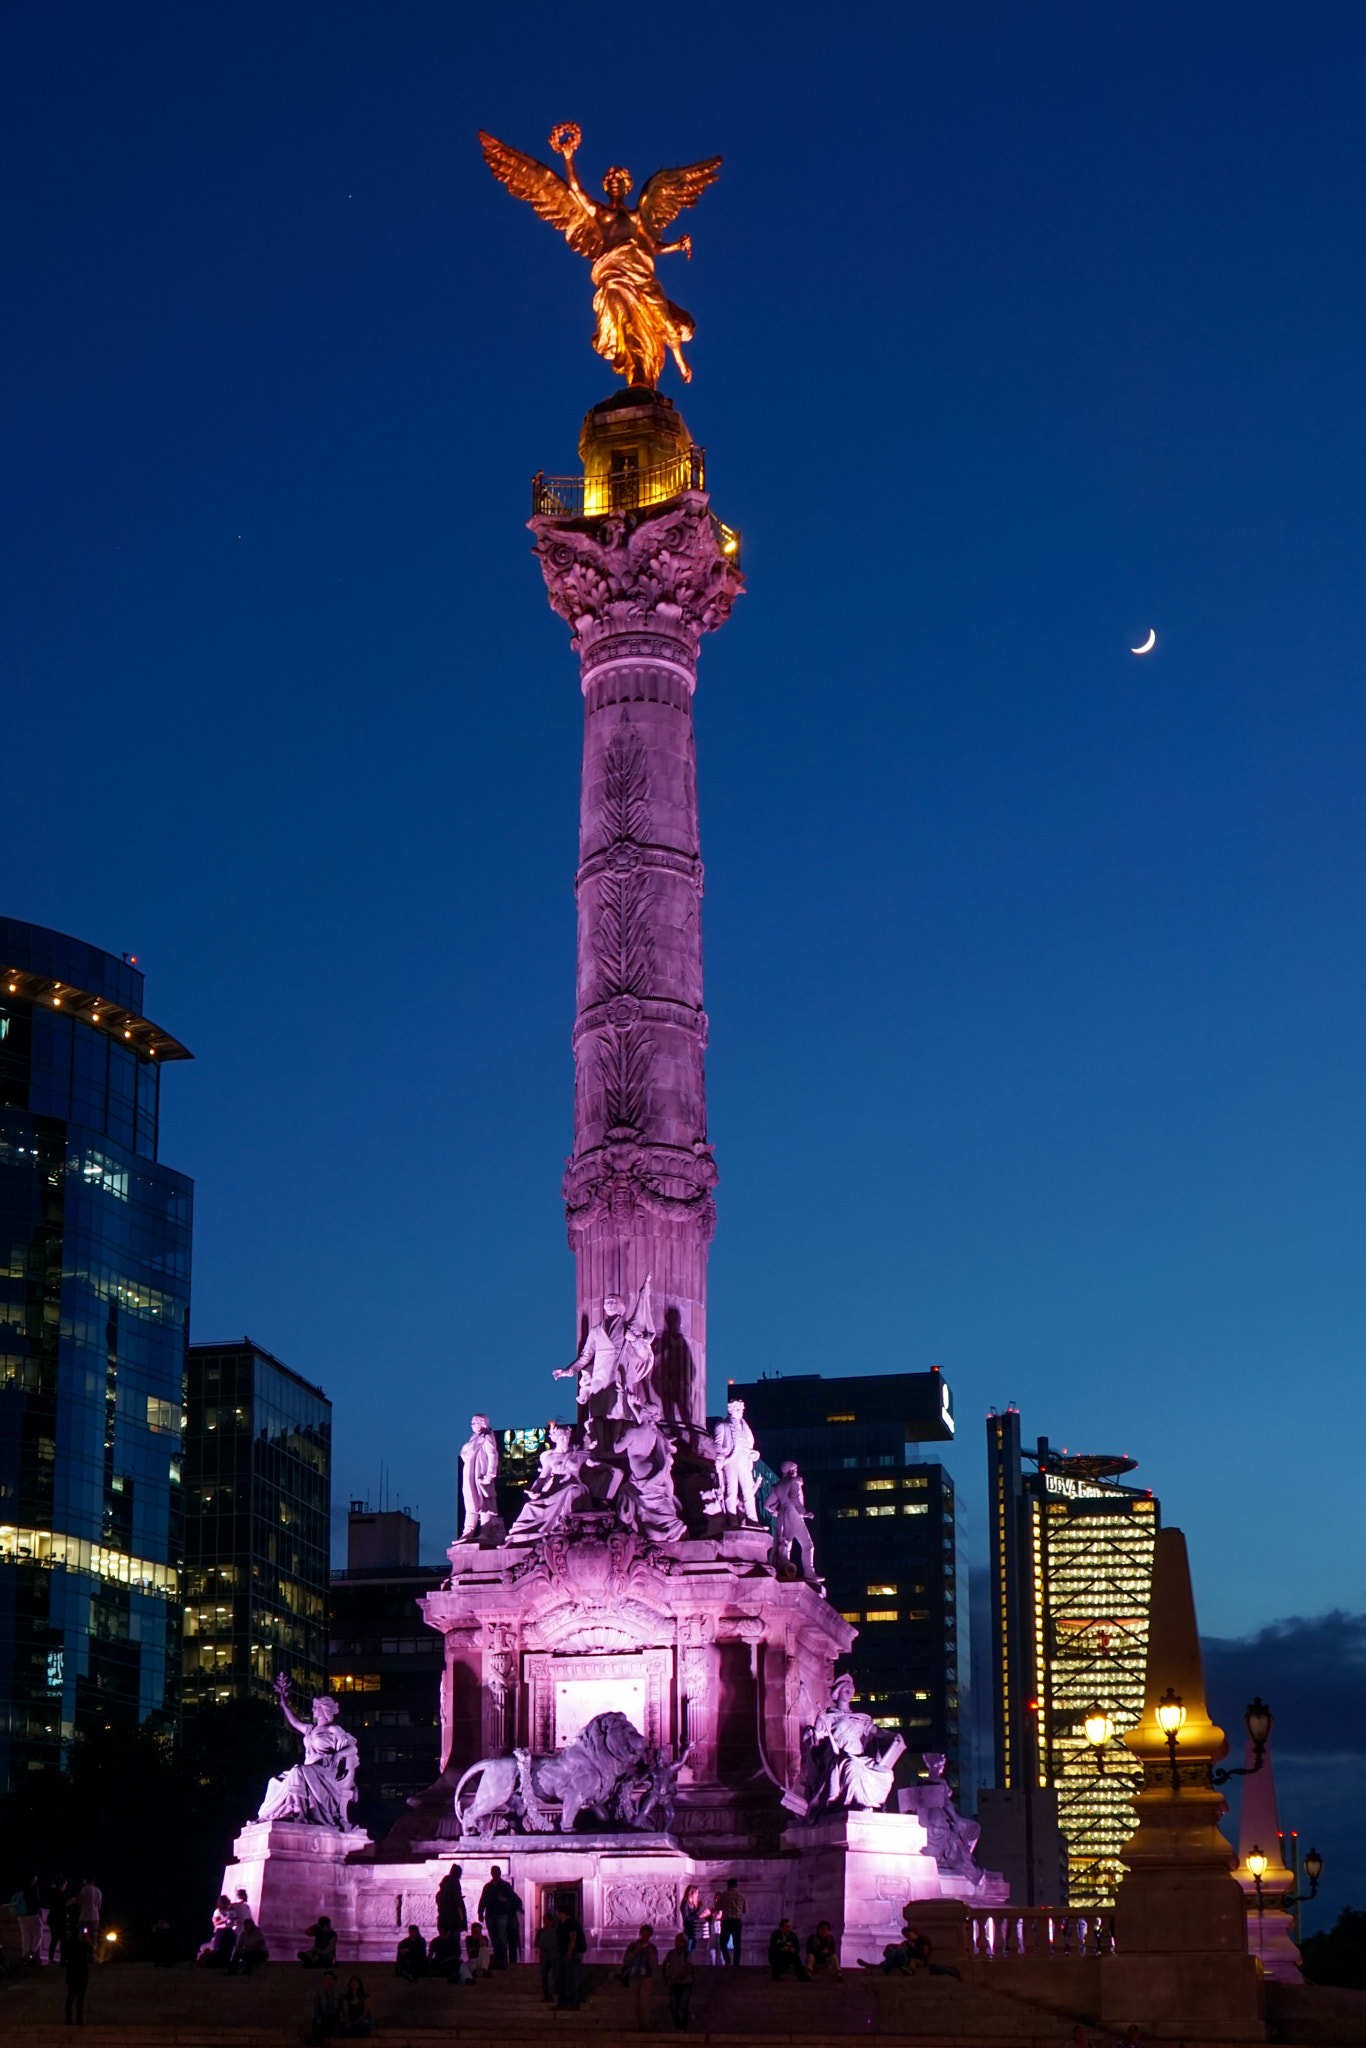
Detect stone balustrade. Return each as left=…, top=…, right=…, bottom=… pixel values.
left=967, top=1906, right=1117, bottom=1959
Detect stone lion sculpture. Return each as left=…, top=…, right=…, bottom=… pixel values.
left=451, top=1709, right=651, bottom=1837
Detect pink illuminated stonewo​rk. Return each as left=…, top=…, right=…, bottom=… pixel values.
left=533, top=386, right=744, bottom=1426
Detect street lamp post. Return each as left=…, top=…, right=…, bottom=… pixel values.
left=1156, top=1687, right=1186, bottom=1792
left=1282, top=1844, right=1324, bottom=1945
left=1211, top=1697, right=1273, bottom=1786
left=1155, top=1691, right=1274, bottom=1795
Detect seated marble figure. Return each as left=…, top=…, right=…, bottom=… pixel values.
left=800, top=1674, right=905, bottom=1815
left=507, top=1423, right=591, bottom=1540
left=257, top=1674, right=359, bottom=1831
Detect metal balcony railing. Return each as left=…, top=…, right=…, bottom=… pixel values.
left=531, top=447, right=706, bottom=520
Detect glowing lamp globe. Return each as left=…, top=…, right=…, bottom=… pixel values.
left=1244, top=1696, right=1273, bottom=1748
left=1156, top=1688, right=1186, bottom=1737
left=1246, top=1846, right=1268, bottom=1880
left=1083, top=1703, right=1114, bottom=1750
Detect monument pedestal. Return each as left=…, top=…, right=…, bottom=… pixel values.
left=226, top=1820, right=372, bottom=1958
left=781, top=1811, right=1003, bottom=1967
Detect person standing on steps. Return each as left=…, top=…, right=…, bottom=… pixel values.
left=63, top=1927, right=93, bottom=2026
left=621, top=1923, right=660, bottom=2030
left=436, top=1863, right=468, bottom=1944
left=478, top=1864, right=521, bottom=1970
left=536, top=1908, right=559, bottom=2002
left=17, top=1873, right=43, bottom=1964
left=75, top=1877, right=102, bottom=1950
left=46, top=1875, right=68, bottom=1967
left=714, top=1878, right=746, bottom=1966
left=553, top=1901, right=586, bottom=2010
left=661, top=1932, right=694, bottom=2030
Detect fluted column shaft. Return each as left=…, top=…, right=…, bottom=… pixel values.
left=534, top=494, right=742, bottom=1427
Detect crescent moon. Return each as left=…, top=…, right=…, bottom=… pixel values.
left=1130, top=628, right=1157, bottom=655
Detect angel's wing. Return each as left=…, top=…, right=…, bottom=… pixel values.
left=478, top=131, right=604, bottom=258
left=637, top=157, right=723, bottom=239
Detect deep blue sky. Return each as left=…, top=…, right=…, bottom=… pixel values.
left=5, top=0, right=1365, bottom=1903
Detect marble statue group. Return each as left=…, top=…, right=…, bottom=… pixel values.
left=452, top=1284, right=806, bottom=1574
left=450, top=1709, right=695, bottom=1839
left=243, top=1293, right=939, bottom=1843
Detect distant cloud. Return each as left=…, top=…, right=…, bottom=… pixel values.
left=1204, top=1611, right=1366, bottom=1755
left=1204, top=1612, right=1366, bottom=1927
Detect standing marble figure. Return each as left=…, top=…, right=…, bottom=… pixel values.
left=765, top=1461, right=815, bottom=1578
left=555, top=1279, right=655, bottom=1421
left=459, top=1414, right=501, bottom=1539
left=709, top=1397, right=760, bottom=1522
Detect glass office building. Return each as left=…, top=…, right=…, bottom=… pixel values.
left=729, top=1370, right=962, bottom=1790
left=986, top=1406, right=1159, bottom=1908
left=0, top=917, right=193, bottom=1791
left=183, top=1340, right=331, bottom=1706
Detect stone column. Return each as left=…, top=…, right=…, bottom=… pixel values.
left=534, top=415, right=742, bottom=1429
left=481, top=1619, right=519, bottom=1756
left=676, top=1612, right=719, bottom=1781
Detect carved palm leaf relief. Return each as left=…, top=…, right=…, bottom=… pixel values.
left=598, top=1021, right=651, bottom=1135
left=601, top=715, right=651, bottom=849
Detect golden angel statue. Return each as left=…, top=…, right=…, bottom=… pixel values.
left=478, top=123, right=721, bottom=387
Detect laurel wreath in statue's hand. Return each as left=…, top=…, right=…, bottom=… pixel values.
left=548, top=122, right=582, bottom=159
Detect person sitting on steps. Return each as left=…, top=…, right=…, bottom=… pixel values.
left=229, top=1916, right=268, bottom=1976
left=299, top=1915, right=338, bottom=1969
left=341, top=1976, right=372, bottom=2036
left=805, top=1920, right=842, bottom=1980
left=395, top=1924, right=428, bottom=1981
left=768, top=1919, right=811, bottom=1981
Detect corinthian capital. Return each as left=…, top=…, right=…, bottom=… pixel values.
left=531, top=494, right=743, bottom=661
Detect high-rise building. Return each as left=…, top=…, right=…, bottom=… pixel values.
left=0, top=917, right=193, bottom=1789
left=329, top=1503, right=445, bottom=1840
left=182, top=1339, right=330, bottom=1706
left=728, top=1370, right=961, bottom=1787
left=986, top=1405, right=1159, bottom=1907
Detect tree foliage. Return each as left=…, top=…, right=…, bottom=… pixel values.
left=1301, top=1908, right=1366, bottom=1990
left=0, top=1701, right=290, bottom=1956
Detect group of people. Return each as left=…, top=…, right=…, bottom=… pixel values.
left=4, top=1875, right=103, bottom=2026
left=677, top=1878, right=753, bottom=1966
left=611, top=1909, right=842, bottom=2031
left=7, top=1874, right=103, bottom=1968
left=196, top=1890, right=269, bottom=1975
left=307, top=1973, right=371, bottom=2040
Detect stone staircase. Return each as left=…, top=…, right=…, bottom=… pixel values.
left=0, top=1958, right=1084, bottom=2044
